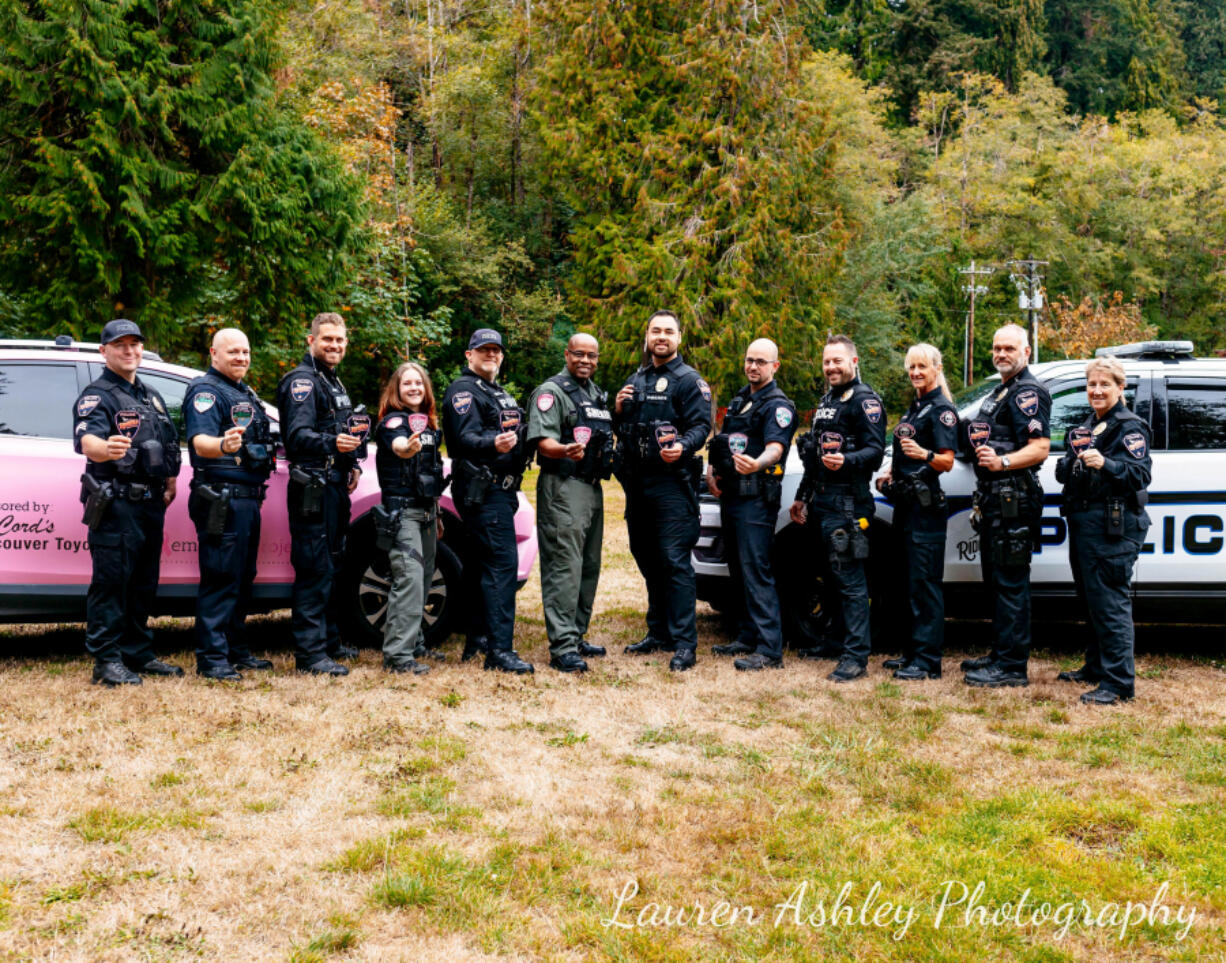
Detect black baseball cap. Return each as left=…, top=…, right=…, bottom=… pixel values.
left=467, top=328, right=504, bottom=351
left=100, top=319, right=145, bottom=344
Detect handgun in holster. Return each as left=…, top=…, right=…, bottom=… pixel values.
left=80, top=474, right=114, bottom=530
left=196, top=484, right=232, bottom=536
left=372, top=503, right=402, bottom=552
left=460, top=462, right=494, bottom=508
left=290, top=465, right=326, bottom=515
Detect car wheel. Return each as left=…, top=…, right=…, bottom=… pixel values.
left=778, top=569, right=835, bottom=649
left=340, top=514, right=463, bottom=649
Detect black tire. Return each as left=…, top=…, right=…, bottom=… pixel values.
left=773, top=524, right=835, bottom=650
left=340, top=513, right=463, bottom=649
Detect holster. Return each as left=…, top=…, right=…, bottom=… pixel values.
left=458, top=462, right=494, bottom=508
left=372, top=503, right=402, bottom=552
left=196, top=484, right=232, bottom=536
left=290, top=465, right=326, bottom=516
left=80, top=474, right=114, bottom=531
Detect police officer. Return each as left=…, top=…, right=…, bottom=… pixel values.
left=73, top=319, right=184, bottom=686
left=789, top=334, right=885, bottom=682
left=961, top=323, right=1051, bottom=688
left=184, top=328, right=276, bottom=680
left=875, top=343, right=958, bottom=681
left=442, top=329, right=534, bottom=674
left=1055, top=356, right=1151, bottom=704
left=373, top=362, right=446, bottom=675
left=527, top=334, right=615, bottom=673
left=614, top=310, right=713, bottom=672
left=706, top=339, right=798, bottom=671
left=276, top=312, right=364, bottom=676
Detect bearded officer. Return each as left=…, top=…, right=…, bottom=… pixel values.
left=960, top=323, right=1051, bottom=688
left=527, top=333, right=614, bottom=673
left=276, top=312, right=365, bottom=676
left=789, top=334, right=886, bottom=682
left=73, top=319, right=184, bottom=686
left=706, top=339, right=798, bottom=670
left=184, top=328, right=277, bottom=680
left=442, top=329, right=534, bottom=674
left=614, top=310, right=713, bottom=672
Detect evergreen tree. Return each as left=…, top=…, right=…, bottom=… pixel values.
left=0, top=0, right=363, bottom=350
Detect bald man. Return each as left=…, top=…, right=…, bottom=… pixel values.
left=184, top=328, right=277, bottom=680
left=526, top=334, right=615, bottom=672
left=706, top=339, right=799, bottom=669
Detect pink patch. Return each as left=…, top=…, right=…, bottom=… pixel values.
left=536, top=393, right=555, bottom=412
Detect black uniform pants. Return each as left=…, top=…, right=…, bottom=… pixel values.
left=85, top=497, right=165, bottom=668
left=721, top=494, right=784, bottom=660
left=289, top=480, right=350, bottom=665
left=1068, top=509, right=1145, bottom=697
left=190, top=490, right=262, bottom=670
left=899, top=508, right=947, bottom=671
left=625, top=475, right=700, bottom=652
left=811, top=491, right=872, bottom=666
left=454, top=484, right=519, bottom=652
left=978, top=503, right=1040, bottom=674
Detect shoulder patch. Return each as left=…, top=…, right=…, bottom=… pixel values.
left=384, top=415, right=405, bottom=430
left=775, top=407, right=793, bottom=428
left=861, top=398, right=883, bottom=423
left=77, top=395, right=101, bottom=417
left=290, top=378, right=313, bottom=403
left=1015, top=389, right=1040, bottom=417
left=939, top=410, right=957, bottom=428
left=536, top=393, right=555, bottom=412
left=1123, top=432, right=1148, bottom=460
left=451, top=391, right=473, bottom=415
left=696, top=378, right=712, bottom=402
left=192, top=391, right=216, bottom=413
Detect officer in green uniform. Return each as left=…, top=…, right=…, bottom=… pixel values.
left=527, top=333, right=615, bottom=673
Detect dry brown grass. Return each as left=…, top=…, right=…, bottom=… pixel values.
left=1, top=479, right=1224, bottom=960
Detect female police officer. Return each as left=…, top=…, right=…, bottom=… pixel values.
left=874, top=343, right=958, bottom=680
left=373, top=363, right=445, bottom=675
left=1054, top=356, right=1151, bottom=704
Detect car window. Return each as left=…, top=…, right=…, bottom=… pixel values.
left=953, top=375, right=1001, bottom=414
left=138, top=370, right=189, bottom=439
left=0, top=362, right=81, bottom=439
left=1167, top=381, right=1226, bottom=450
left=1048, top=380, right=1138, bottom=452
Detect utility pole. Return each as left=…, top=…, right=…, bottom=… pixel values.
left=1008, top=257, right=1048, bottom=362
left=959, top=260, right=994, bottom=386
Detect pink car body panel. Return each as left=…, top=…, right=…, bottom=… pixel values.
left=0, top=349, right=537, bottom=607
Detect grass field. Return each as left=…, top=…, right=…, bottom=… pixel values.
left=1, top=478, right=1224, bottom=961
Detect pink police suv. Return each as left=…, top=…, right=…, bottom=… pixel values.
left=0, top=337, right=538, bottom=646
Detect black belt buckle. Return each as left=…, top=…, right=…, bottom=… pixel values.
left=128, top=482, right=149, bottom=500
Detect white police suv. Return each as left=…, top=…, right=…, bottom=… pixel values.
left=693, top=341, right=1226, bottom=643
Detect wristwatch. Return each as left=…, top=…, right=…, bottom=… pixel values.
left=1001, top=455, right=1012, bottom=470
left=925, top=449, right=935, bottom=464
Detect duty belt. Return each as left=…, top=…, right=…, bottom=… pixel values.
left=815, top=481, right=856, bottom=495
left=114, top=481, right=165, bottom=501
left=980, top=473, right=1037, bottom=495
left=198, top=481, right=266, bottom=500
left=492, top=472, right=521, bottom=492
left=383, top=494, right=435, bottom=510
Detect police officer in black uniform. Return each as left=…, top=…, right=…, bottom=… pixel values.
left=789, top=334, right=886, bottom=682
left=276, top=312, right=365, bottom=676
left=1055, top=356, right=1151, bottom=704
left=875, top=343, right=958, bottom=680
left=72, top=319, right=184, bottom=686
left=706, top=338, right=798, bottom=670
left=184, top=328, right=276, bottom=680
left=441, top=329, right=534, bottom=674
left=961, top=323, right=1052, bottom=688
left=614, top=309, right=713, bottom=672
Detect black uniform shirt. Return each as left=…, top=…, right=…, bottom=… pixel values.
left=73, top=368, right=179, bottom=483
left=1056, top=398, right=1152, bottom=502
left=374, top=410, right=443, bottom=498
left=893, top=385, right=959, bottom=479
left=441, top=368, right=525, bottom=475
left=184, top=367, right=273, bottom=484
left=799, top=376, right=886, bottom=496
left=614, top=354, right=712, bottom=472
left=967, top=366, right=1051, bottom=484
left=714, top=381, right=797, bottom=476
left=275, top=352, right=357, bottom=473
